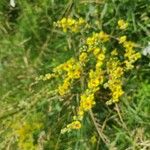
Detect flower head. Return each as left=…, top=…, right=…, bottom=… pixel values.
left=118, top=19, right=128, bottom=30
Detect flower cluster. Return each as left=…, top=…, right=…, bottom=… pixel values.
left=86, top=31, right=109, bottom=49
left=54, top=17, right=85, bottom=32
left=36, top=73, right=56, bottom=81
left=55, top=58, right=82, bottom=95
left=118, top=36, right=141, bottom=70
left=106, top=54, right=124, bottom=105
left=38, top=18, right=141, bottom=133
left=77, top=34, right=107, bottom=117
left=61, top=120, right=81, bottom=133
left=12, top=122, right=42, bottom=150
left=60, top=33, right=107, bottom=133
left=79, top=52, right=88, bottom=63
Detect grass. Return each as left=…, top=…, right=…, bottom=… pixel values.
left=0, top=0, right=150, bottom=149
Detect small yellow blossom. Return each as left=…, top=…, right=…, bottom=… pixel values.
left=55, top=17, right=86, bottom=32
left=123, top=40, right=141, bottom=70
left=118, top=35, right=127, bottom=44
left=86, top=36, right=95, bottom=46
left=123, top=41, right=136, bottom=49
left=71, top=121, right=82, bottom=129
left=77, top=109, right=84, bottom=117
left=78, top=17, right=85, bottom=25
left=93, top=47, right=100, bottom=56
left=106, top=57, right=124, bottom=104
left=111, top=49, right=118, bottom=56
left=88, top=78, right=100, bottom=89
left=97, top=53, right=105, bottom=61
left=61, top=120, right=81, bottom=134
left=86, top=31, right=109, bottom=48
left=96, top=61, right=103, bottom=68
left=99, top=31, right=110, bottom=42
left=118, top=19, right=128, bottom=30
left=66, top=120, right=81, bottom=130
left=124, top=60, right=134, bottom=70
left=79, top=52, right=88, bottom=63
left=58, top=79, right=70, bottom=96
left=13, top=122, right=42, bottom=150
left=80, top=93, right=95, bottom=111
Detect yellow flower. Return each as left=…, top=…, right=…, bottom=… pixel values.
left=79, top=52, right=88, bottom=62
left=99, top=31, right=109, bottom=42
left=72, top=121, right=82, bottom=129
left=77, top=109, right=84, bottom=117
left=89, top=69, right=96, bottom=78
left=55, top=17, right=86, bottom=32
left=71, top=26, right=78, bottom=32
left=80, top=94, right=95, bottom=111
left=67, top=65, right=81, bottom=79
left=124, top=61, right=134, bottom=70
left=123, top=41, right=136, bottom=49
left=118, top=19, right=128, bottom=30
left=106, top=58, right=125, bottom=104
left=88, top=78, right=100, bottom=89
left=73, top=69, right=81, bottom=79
left=111, top=49, right=118, bottom=56
left=66, top=121, right=81, bottom=130
left=123, top=40, right=141, bottom=70
left=86, top=36, right=95, bottom=46
left=61, top=18, right=67, bottom=24
left=118, top=36, right=127, bottom=44
left=67, top=18, right=75, bottom=26
left=80, top=99, right=95, bottom=111
left=96, top=61, right=103, bottom=68
left=93, top=47, right=100, bottom=56
left=97, top=53, right=105, bottom=61
left=58, top=79, right=70, bottom=96
left=135, top=52, right=141, bottom=59
left=43, top=73, right=55, bottom=81
left=73, top=64, right=82, bottom=78
left=78, top=17, right=85, bottom=25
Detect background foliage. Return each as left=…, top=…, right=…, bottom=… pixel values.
left=0, top=0, right=150, bottom=149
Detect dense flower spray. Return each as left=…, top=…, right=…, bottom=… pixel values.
left=38, top=18, right=141, bottom=133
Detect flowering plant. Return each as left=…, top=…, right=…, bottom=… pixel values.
left=38, top=17, right=141, bottom=133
